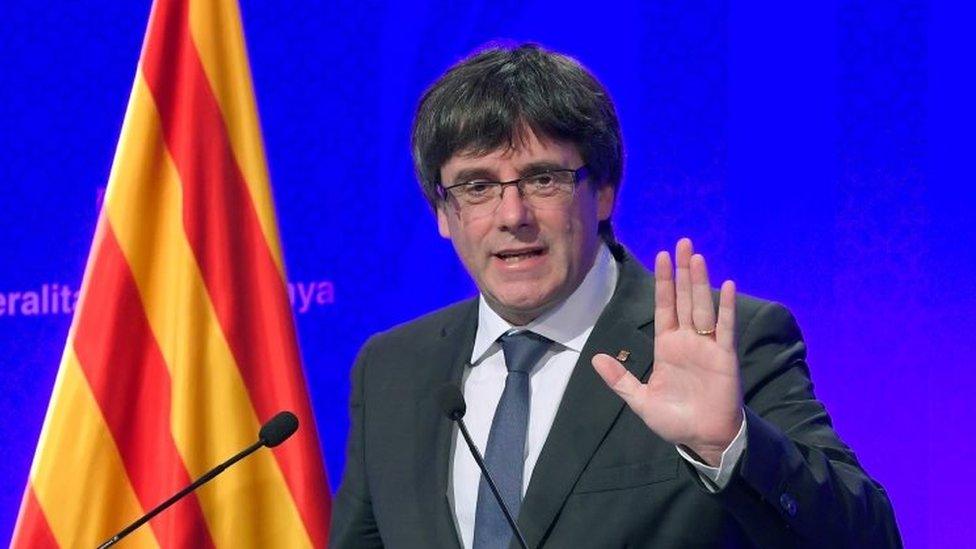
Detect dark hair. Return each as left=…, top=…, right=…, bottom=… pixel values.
left=411, top=43, right=624, bottom=244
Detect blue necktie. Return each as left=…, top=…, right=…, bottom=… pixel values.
left=472, top=331, right=551, bottom=549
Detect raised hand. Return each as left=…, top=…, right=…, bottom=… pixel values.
left=592, top=238, right=742, bottom=466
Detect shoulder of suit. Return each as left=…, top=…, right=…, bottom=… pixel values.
left=731, top=291, right=802, bottom=342
left=734, top=291, right=775, bottom=316
left=366, top=297, right=477, bottom=349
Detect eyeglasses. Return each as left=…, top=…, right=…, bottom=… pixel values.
left=439, top=165, right=589, bottom=220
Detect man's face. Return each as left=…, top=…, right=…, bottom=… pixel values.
left=436, top=131, right=615, bottom=325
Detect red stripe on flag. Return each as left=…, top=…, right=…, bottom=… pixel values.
left=140, top=0, right=330, bottom=545
left=10, top=487, right=59, bottom=549
left=73, top=224, right=215, bottom=548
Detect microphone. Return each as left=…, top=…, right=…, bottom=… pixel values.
left=97, top=411, right=300, bottom=549
left=436, top=382, right=466, bottom=420
left=436, top=384, right=528, bottom=549
left=260, top=410, right=299, bottom=447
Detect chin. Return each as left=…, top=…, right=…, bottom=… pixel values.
left=486, top=285, right=561, bottom=324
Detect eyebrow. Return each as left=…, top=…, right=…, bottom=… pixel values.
left=450, top=161, right=570, bottom=185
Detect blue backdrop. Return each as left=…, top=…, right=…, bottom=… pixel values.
left=2, top=1, right=973, bottom=546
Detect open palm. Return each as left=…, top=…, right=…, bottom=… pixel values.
left=593, top=238, right=742, bottom=466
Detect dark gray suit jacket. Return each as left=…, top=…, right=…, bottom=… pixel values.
left=330, top=248, right=901, bottom=548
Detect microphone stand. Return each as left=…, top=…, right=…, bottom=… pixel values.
left=96, top=440, right=263, bottom=549
left=455, top=417, right=529, bottom=549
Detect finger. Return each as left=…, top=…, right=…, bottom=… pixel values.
left=716, top=280, right=736, bottom=351
left=654, top=251, right=677, bottom=334
left=592, top=353, right=646, bottom=413
left=690, top=254, right=716, bottom=333
left=674, top=238, right=694, bottom=329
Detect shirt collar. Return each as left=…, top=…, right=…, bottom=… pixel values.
left=471, top=244, right=618, bottom=363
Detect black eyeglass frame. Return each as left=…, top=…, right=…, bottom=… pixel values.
left=437, top=165, right=591, bottom=206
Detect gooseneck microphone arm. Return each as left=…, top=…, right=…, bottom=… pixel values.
left=96, top=411, right=299, bottom=549
left=97, top=440, right=263, bottom=549
left=436, top=383, right=529, bottom=549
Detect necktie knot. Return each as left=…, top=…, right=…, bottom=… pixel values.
left=499, top=331, right=551, bottom=375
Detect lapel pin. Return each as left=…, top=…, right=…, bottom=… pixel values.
left=615, top=350, right=631, bottom=362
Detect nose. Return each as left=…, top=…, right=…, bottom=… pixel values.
left=493, top=183, right=534, bottom=231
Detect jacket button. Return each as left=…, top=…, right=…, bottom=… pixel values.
left=779, top=493, right=798, bottom=517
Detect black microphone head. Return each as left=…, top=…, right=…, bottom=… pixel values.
left=436, top=383, right=466, bottom=421
left=260, top=411, right=299, bottom=447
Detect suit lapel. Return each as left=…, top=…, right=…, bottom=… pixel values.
left=415, top=301, right=478, bottom=549
left=518, top=251, right=656, bottom=548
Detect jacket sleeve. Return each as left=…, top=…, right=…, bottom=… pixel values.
left=329, top=338, right=384, bottom=549
left=709, top=301, right=902, bottom=548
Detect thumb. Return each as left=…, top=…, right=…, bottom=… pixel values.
left=592, top=353, right=645, bottom=410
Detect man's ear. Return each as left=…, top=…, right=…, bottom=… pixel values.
left=596, top=183, right=616, bottom=222
left=436, top=204, right=452, bottom=238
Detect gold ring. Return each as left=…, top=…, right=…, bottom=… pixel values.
left=695, top=327, right=716, bottom=336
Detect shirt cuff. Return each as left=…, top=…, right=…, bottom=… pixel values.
left=674, top=411, right=747, bottom=492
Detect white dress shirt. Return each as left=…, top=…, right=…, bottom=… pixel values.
left=448, top=244, right=746, bottom=548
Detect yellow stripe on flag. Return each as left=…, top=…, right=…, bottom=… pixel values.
left=104, top=74, right=312, bottom=548
left=187, top=0, right=286, bottom=276
left=30, top=347, right=159, bottom=548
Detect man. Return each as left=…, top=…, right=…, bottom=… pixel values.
left=330, top=44, right=900, bottom=548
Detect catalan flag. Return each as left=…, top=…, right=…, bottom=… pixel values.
left=10, top=0, right=331, bottom=546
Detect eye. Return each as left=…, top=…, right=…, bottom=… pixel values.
left=457, top=181, right=496, bottom=203
left=465, top=181, right=493, bottom=194
left=525, top=173, right=560, bottom=195
left=528, top=173, right=556, bottom=187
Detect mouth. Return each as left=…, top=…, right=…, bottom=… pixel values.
left=493, top=247, right=547, bottom=263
